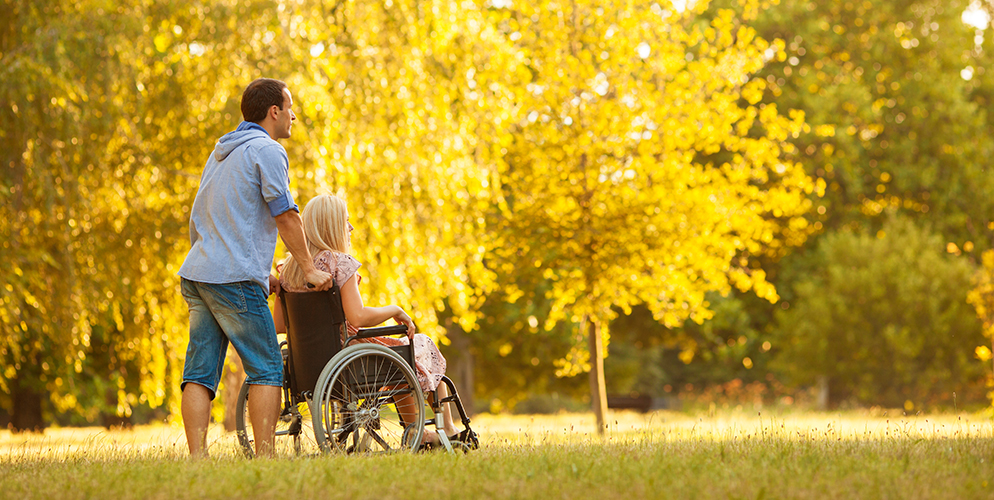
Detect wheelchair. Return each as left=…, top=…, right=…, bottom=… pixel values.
left=234, top=281, right=478, bottom=456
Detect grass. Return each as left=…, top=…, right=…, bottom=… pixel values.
left=1, top=410, right=992, bottom=499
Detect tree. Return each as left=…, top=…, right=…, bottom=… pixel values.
left=0, top=0, right=185, bottom=430
left=774, top=216, right=987, bottom=409
left=0, top=0, right=314, bottom=428
left=673, top=0, right=994, bottom=411
left=745, top=0, right=994, bottom=249
left=487, top=0, right=820, bottom=431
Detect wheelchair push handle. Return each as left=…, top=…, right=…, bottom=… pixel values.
left=304, top=279, right=336, bottom=290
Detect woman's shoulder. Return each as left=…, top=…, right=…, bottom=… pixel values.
left=312, top=250, right=361, bottom=284
left=312, top=250, right=339, bottom=270
left=313, top=250, right=361, bottom=266
left=313, top=249, right=337, bottom=259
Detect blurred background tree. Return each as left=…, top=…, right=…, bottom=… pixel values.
left=0, top=0, right=193, bottom=431
left=755, top=0, right=994, bottom=409
left=773, top=216, right=986, bottom=410
left=0, top=0, right=335, bottom=430
left=746, top=0, right=994, bottom=244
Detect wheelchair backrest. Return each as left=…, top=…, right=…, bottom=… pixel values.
left=278, top=284, right=347, bottom=398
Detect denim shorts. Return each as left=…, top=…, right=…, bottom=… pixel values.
left=181, top=278, right=283, bottom=399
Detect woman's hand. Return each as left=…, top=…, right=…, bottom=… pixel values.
left=393, top=309, right=416, bottom=338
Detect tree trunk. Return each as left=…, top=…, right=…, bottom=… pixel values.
left=588, top=318, right=608, bottom=434
left=222, top=349, right=245, bottom=432
left=11, top=376, right=45, bottom=433
left=817, top=375, right=830, bottom=411
left=445, top=319, right=475, bottom=417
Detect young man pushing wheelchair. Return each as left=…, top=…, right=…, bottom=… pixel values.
left=178, top=78, right=333, bottom=458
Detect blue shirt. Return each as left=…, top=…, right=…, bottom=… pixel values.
left=179, top=122, right=298, bottom=292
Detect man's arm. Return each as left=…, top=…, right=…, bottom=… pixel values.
left=274, top=210, right=334, bottom=290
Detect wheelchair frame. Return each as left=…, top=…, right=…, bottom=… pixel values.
left=234, top=281, right=477, bottom=456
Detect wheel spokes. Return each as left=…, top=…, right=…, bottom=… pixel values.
left=367, top=428, right=390, bottom=451
left=318, top=350, right=423, bottom=454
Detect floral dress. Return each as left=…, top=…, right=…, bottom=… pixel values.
left=281, top=250, right=447, bottom=393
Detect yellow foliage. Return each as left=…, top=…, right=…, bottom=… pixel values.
left=977, top=346, right=993, bottom=363
left=968, top=251, right=994, bottom=339
left=484, top=0, right=815, bottom=373
left=278, top=0, right=516, bottom=340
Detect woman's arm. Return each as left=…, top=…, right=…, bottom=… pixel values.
left=340, top=274, right=416, bottom=337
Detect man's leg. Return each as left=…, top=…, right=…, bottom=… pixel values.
left=182, top=383, right=213, bottom=457
left=220, top=282, right=285, bottom=457
left=247, top=384, right=281, bottom=457
left=179, top=278, right=227, bottom=458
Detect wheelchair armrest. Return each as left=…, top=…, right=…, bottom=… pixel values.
left=354, top=325, right=408, bottom=339
left=347, top=325, right=416, bottom=370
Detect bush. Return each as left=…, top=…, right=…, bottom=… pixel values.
left=772, top=217, right=988, bottom=409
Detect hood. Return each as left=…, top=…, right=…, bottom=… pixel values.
left=213, top=122, right=272, bottom=161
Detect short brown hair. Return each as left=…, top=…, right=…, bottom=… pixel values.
left=241, top=78, right=287, bottom=123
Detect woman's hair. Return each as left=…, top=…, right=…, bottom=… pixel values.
left=279, top=194, right=351, bottom=290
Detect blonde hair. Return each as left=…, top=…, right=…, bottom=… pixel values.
left=279, top=194, right=351, bottom=290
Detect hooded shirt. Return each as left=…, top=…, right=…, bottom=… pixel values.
left=178, top=121, right=298, bottom=292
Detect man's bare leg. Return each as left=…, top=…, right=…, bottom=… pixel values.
left=182, top=383, right=213, bottom=458
left=248, top=384, right=281, bottom=458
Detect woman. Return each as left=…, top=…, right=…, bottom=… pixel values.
left=276, top=194, right=458, bottom=446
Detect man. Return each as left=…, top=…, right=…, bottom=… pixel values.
left=178, top=78, right=333, bottom=458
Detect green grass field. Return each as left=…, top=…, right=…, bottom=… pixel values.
left=2, top=410, right=992, bottom=499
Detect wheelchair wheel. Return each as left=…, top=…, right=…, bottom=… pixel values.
left=312, top=344, right=425, bottom=454
left=235, top=379, right=319, bottom=457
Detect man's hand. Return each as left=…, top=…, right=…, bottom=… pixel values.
left=305, top=268, right=334, bottom=291
left=268, top=274, right=280, bottom=296
left=275, top=210, right=333, bottom=290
